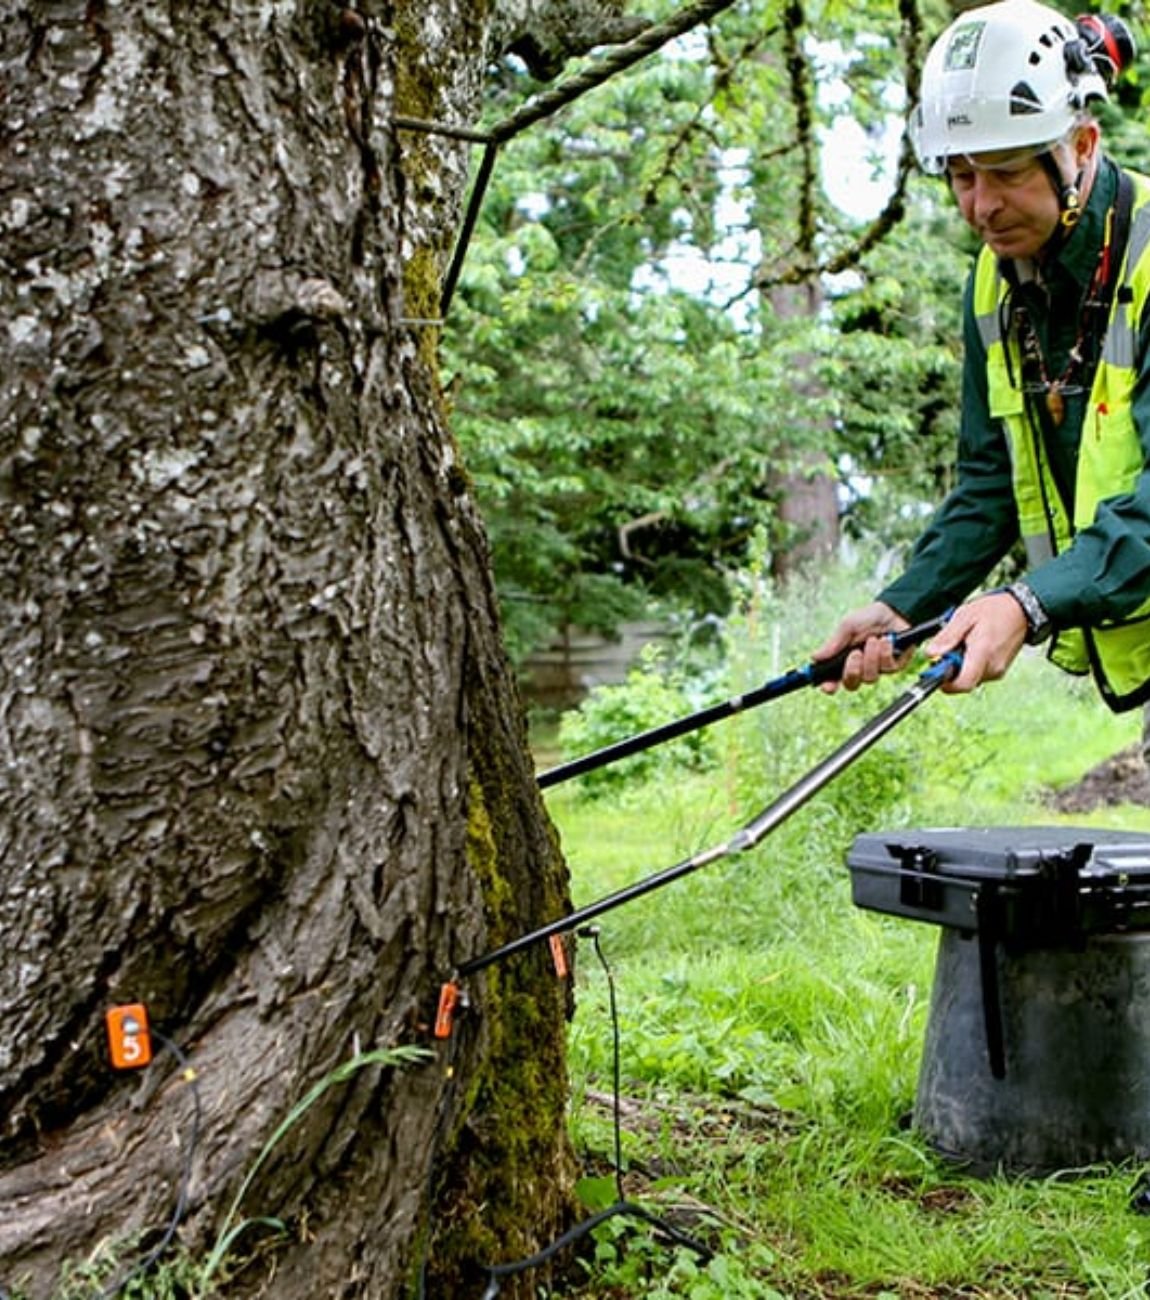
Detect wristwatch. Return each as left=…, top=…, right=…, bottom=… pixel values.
left=1006, top=581, right=1054, bottom=645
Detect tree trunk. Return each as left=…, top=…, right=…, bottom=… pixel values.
left=765, top=282, right=840, bottom=581
left=0, top=3, right=587, bottom=1295
left=753, top=12, right=839, bottom=583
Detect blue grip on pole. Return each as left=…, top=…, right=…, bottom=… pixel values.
left=920, top=649, right=964, bottom=685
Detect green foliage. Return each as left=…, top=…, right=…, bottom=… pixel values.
left=50, top=1251, right=203, bottom=1300
left=556, top=641, right=724, bottom=796
left=449, top=0, right=1150, bottom=668
left=446, top=48, right=758, bottom=656
left=555, top=543, right=994, bottom=864
left=448, top=2, right=979, bottom=661
left=584, top=1222, right=787, bottom=1299
left=823, top=183, right=970, bottom=545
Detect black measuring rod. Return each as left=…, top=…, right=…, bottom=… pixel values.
left=536, top=611, right=952, bottom=790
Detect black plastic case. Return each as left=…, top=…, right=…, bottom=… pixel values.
left=846, top=825, right=1150, bottom=943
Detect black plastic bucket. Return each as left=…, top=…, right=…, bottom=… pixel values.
left=914, top=928, right=1150, bottom=1174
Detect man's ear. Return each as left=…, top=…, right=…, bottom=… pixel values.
left=1073, top=120, right=1101, bottom=168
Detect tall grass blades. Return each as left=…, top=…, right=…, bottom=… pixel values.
left=198, top=1045, right=428, bottom=1292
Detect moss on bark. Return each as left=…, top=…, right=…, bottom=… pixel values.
left=389, top=5, right=578, bottom=1295
left=420, top=729, right=577, bottom=1296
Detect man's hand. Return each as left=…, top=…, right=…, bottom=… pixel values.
left=923, top=590, right=1028, bottom=693
left=812, top=601, right=912, bottom=693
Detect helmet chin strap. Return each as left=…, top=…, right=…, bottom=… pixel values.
left=1037, top=150, right=1084, bottom=257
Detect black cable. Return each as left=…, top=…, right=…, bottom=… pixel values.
left=479, top=1200, right=711, bottom=1298
left=95, top=1030, right=202, bottom=1299
left=477, top=928, right=712, bottom=1298
left=584, top=926, right=626, bottom=1202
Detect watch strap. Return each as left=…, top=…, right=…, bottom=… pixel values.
left=1006, top=581, right=1053, bottom=644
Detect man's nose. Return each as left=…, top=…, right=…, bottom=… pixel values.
left=968, top=172, right=1005, bottom=217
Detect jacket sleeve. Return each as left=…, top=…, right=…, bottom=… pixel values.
left=877, top=272, right=1020, bottom=623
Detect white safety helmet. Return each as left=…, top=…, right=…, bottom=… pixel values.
left=910, top=0, right=1112, bottom=175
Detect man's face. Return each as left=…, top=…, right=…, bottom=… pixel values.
left=947, top=144, right=1067, bottom=260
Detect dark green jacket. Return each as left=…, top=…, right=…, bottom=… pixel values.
left=880, top=158, right=1150, bottom=660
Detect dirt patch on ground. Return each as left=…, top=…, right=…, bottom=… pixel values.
left=1045, top=744, right=1150, bottom=813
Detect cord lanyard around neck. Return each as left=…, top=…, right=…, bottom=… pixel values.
left=1009, top=170, right=1134, bottom=429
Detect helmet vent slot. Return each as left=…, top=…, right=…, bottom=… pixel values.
left=1010, top=81, right=1044, bottom=115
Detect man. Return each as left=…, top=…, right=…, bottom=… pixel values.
left=815, top=0, right=1150, bottom=713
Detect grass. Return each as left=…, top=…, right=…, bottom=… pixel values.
left=541, top=582, right=1150, bottom=1298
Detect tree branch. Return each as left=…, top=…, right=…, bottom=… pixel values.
left=488, top=0, right=742, bottom=143
left=753, top=0, right=929, bottom=290
left=784, top=0, right=818, bottom=269
left=494, top=0, right=650, bottom=80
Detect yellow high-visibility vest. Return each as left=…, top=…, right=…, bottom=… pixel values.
left=972, top=171, right=1150, bottom=710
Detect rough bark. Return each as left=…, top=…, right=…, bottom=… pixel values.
left=0, top=1, right=585, bottom=1295
left=490, top=0, right=647, bottom=79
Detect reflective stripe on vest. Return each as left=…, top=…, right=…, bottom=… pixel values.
left=973, top=170, right=1150, bottom=710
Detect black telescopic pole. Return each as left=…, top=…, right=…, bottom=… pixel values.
left=536, top=613, right=951, bottom=790
left=458, top=652, right=962, bottom=979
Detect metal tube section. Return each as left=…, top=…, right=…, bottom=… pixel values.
left=457, top=841, right=730, bottom=977
left=458, top=654, right=961, bottom=980
left=733, top=670, right=948, bottom=851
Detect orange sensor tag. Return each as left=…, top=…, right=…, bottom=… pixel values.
left=106, top=1003, right=153, bottom=1070
left=549, top=934, right=569, bottom=980
left=434, top=983, right=460, bottom=1040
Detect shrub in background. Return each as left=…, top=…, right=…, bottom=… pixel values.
left=556, top=641, right=725, bottom=797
